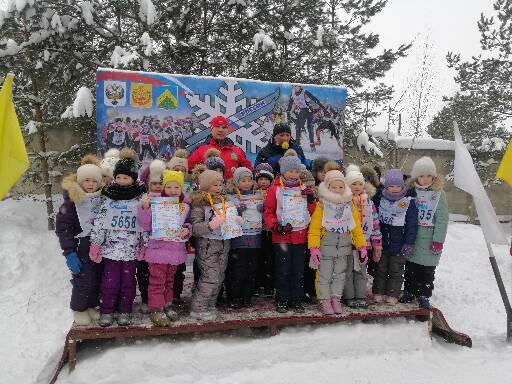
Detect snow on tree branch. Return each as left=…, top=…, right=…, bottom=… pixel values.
left=62, top=87, right=94, bottom=118
left=141, top=32, right=152, bottom=56
left=313, top=25, right=324, bottom=47
left=357, top=131, right=384, bottom=157
left=253, top=30, right=276, bottom=53
left=110, top=46, right=140, bottom=68
left=139, top=0, right=156, bottom=26
left=80, top=1, right=94, bottom=25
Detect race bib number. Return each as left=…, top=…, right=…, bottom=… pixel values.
left=75, top=196, right=101, bottom=237
left=151, top=197, right=182, bottom=241
left=240, top=195, right=264, bottom=235
left=112, top=131, right=125, bottom=146
left=379, top=197, right=410, bottom=227
left=221, top=203, right=244, bottom=240
left=140, top=134, right=149, bottom=145
left=104, top=199, right=141, bottom=231
left=282, top=189, right=307, bottom=230
left=415, top=190, right=440, bottom=227
left=321, top=201, right=355, bottom=234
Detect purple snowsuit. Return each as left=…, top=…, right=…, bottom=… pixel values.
left=55, top=180, right=102, bottom=312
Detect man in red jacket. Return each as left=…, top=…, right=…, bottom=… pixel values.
left=188, top=116, right=253, bottom=179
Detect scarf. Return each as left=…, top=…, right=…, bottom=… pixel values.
left=381, top=187, right=408, bottom=202
left=102, top=181, right=147, bottom=201
left=280, top=176, right=301, bottom=188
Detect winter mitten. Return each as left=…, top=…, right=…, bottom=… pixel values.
left=282, top=223, right=293, bottom=234
left=256, top=203, right=264, bottom=213
left=179, top=227, right=190, bottom=239
left=431, top=242, right=444, bottom=255
left=137, top=247, right=146, bottom=261
left=373, top=246, right=382, bottom=263
left=400, top=244, right=414, bottom=257
left=235, top=216, right=245, bottom=225
left=89, top=244, right=102, bottom=263
left=65, top=252, right=82, bottom=274
left=309, top=248, right=321, bottom=269
left=209, top=215, right=225, bottom=230
left=301, top=187, right=315, bottom=204
left=237, top=203, right=247, bottom=215
left=359, top=248, right=368, bottom=264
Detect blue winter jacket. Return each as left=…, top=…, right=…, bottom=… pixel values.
left=255, top=139, right=311, bottom=174
left=380, top=193, right=418, bottom=255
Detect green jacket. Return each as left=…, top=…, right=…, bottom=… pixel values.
left=408, top=178, right=449, bottom=267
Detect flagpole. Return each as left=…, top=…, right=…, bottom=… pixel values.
left=485, top=241, right=512, bottom=341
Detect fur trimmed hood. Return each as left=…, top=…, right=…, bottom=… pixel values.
left=360, top=164, right=380, bottom=187
left=407, top=175, right=445, bottom=192
left=318, top=182, right=352, bottom=205
left=61, top=174, right=101, bottom=204
left=191, top=190, right=226, bottom=207
left=364, top=181, right=376, bottom=198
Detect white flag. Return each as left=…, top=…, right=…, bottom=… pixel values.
left=453, top=122, right=508, bottom=245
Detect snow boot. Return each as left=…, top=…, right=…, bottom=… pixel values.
left=190, top=311, right=217, bottom=322
left=399, top=291, right=415, bottom=304
left=164, top=305, right=178, bottom=321
left=73, top=310, right=91, bottom=326
left=331, top=297, right=343, bottom=314
left=356, top=299, right=368, bottom=309
left=150, top=311, right=172, bottom=327
left=140, top=303, right=150, bottom=314
left=87, top=307, right=100, bottom=321
left=345, top=299, right=358, bottom=308
left=418, top=296, right=431, bottom=309
left=385, top=296, right=398, bottom=304
left=276, top=301, right=288, bottom=313
left=320, top=299, right=335, bottom=315
left=229, top=298, right=243, bottom=310
left=117, top=313, right=132, bottom=326
left=293, top=302, right=306, bottom=313
left=99, top=313, right=114, bottom=327
left=373, top=294, right=385, bottom=303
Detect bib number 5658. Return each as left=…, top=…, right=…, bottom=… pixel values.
left=111, top=215, right=137, bottom=229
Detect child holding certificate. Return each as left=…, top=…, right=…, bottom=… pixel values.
left=264, top=150, right=316, bottom=313
left=138, top=171, right=191, bottom=327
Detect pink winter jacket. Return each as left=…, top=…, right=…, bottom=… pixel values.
left=138, top=202, right=191, bottom=265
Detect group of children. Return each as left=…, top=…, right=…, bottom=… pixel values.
left=56, top=141, right=448, bottom=327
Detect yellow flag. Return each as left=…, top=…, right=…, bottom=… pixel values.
left=0, top=74, right=29, bottom=200
left=496, top=141, right=512, bottom=188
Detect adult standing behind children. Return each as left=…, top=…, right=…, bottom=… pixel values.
left=255, top=122, right=310, bottom=175
left=187, top=116, right=253, bottom=180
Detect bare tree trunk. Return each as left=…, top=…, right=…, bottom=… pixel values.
left=32, top=78, right=55, bottom=230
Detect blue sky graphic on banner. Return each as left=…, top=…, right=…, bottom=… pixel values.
left=96, top=68, right=348, bottom=164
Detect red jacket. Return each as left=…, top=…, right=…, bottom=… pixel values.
left=188, top=136, right=252, bottom=179
left=263, top=178, right=316, bottom=244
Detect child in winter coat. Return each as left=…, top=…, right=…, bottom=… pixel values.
left=226, top=167, right=264, bottom=308
left=189, top=170, right=243, bottom=321
left=254, top=163, right=275, bottom=296
left=343, top=165, right=382, bottom=308
left=308, top=170, right=367, bottom=315
left=138, top=159, right=167, bottom=314
left=401, top=157, right=449, bottom=308
left=55, top=155, right=104, bottom=326
left=89, top=149, right=147, bottom=327
left=138, top=171, right=191, bottom=326
left=373, top=169, right=418, bottom=304
left=264, top=150, right=316, bottom=313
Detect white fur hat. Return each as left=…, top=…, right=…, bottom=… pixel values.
left=344, top=164, right=365, bottom=186
left=100, top=149, right=120, bottom=177
left=411, top=156, right=437, bottom=179
left=149, top=159, right=167, bottom=183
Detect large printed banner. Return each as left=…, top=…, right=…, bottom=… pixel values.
left=96, top=68, right=348, bottom=163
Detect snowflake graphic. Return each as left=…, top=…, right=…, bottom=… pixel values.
left=186, top=80, right=271, bottom=155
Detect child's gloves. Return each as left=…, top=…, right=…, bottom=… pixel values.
left=137, top=247, right=146, bottom=261
left=272, top=223, right=293, bottom=235
left=373, top=246, right=382, bottom=263
left=431, top=242, right=443, bottom=255
left=359, top=248, right=368, bottom=264
left=235, top=216, right=245, bottom=225
left=400, top=244, right=414, bottom=257
left=309, top=248, right=321, bottom=269
left=141, top=195, right=151, bottom=210
left=179, top=227, right=190, bottom=239
left=65, top=252, right=82, bottom=274
left=256, top=203, right=264, bottom=213
left=301, top=187, right=315, bottom=204
left=209, top=215, right=225, bottom=230
left=89, top=245, right=102, bottom=263
left=237, top=203, right=247, bottom=216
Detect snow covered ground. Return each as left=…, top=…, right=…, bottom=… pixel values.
left=1, top=198, right=512, bottom=384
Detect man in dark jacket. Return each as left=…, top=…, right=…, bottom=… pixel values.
left=255, top=122, right=310, bottom=175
